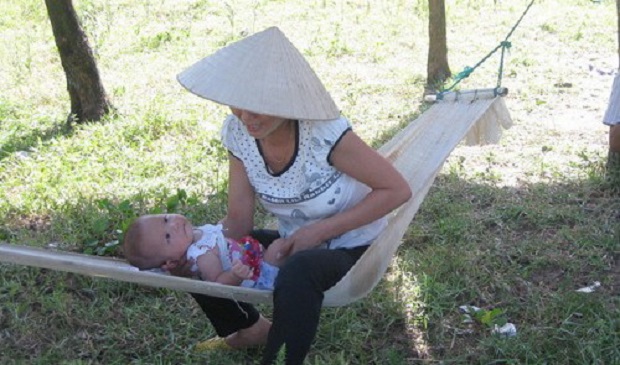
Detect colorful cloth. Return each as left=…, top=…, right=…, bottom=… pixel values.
left=229, top=236, right=263, bottom=281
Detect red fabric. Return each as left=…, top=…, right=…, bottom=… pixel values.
left=238, top=236, right=263, bottom=281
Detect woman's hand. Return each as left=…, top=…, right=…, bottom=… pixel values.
left=275, top=225, right=324, bottom=259
left=167, top=256, right=195, bottom=278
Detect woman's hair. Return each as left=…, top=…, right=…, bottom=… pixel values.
left=122, top=217, right=165, bottom=270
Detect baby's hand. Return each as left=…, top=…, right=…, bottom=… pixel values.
left=231, top=259, right=252, bottom=280
left=168, top=257, right=195, bottom=277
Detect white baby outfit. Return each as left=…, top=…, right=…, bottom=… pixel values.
left=186, top=224, right=278, bottom=290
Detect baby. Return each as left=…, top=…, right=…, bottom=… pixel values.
left=122, top=214, right=284, bottom=290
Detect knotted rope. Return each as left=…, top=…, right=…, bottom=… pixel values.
left=440, top=0, right=535, bottom=97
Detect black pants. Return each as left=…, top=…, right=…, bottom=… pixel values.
left=190, top=229, right=368, bottom=365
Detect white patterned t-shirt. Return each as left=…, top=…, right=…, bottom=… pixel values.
left=221, top=115, right=387, bottom=249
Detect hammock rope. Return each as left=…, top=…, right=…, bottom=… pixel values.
left=441, top=0, right=535, bottom=94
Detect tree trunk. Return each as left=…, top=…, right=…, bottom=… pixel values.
left=607, top=0, right=620, bottom=185
left=45, top=0, right=111, bottom=123
left=426, top=0, right=451, bottom=94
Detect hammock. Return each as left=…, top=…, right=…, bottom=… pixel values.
left=0, top=89, right=512, bottom=307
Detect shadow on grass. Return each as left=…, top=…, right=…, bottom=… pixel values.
left=0, top=115, right=73, bottom=160
left=392, top=172, right=619, bottom=364
left=0, top=101, right=450, bottom=364
left=0, top=98, right=123, bottom=161
left=0, top=105, right=618, bottom=363
left=0, top=169, right=618, bottom=364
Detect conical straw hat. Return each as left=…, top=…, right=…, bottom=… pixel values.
left=177, top=27, right=340, bottom=121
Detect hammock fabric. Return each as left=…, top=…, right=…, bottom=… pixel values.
left=0, top=89, right=512, bottom=307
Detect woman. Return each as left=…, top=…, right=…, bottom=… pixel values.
left=177, top=26, right=412, bottom=365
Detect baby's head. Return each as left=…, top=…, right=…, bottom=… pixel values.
left=123, top=214, right=194, bottom=270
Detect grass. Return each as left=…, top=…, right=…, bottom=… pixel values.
left=1, top=0, right=619, bottom=364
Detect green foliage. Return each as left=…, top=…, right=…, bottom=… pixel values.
left=469, top=306, right=507, bottom=328
left=138, top=27, right=192, bottom=51
left=541, top=22, right=557, bottom=34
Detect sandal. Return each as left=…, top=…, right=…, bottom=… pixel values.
left=194, top=337, right=235, bottom=352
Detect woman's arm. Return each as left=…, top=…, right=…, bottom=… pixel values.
left=220, top=153, right=256, bottom=240
left=327, top=131, right=412, bottom=234
left=279, top=131, right=412, bottom=255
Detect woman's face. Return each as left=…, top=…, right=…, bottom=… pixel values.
left=230, top=107, right=288, bottom=140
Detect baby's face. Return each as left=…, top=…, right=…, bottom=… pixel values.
left=139, top=214, right=194, bottom=261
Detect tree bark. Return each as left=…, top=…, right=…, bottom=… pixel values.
left=45, top=0, right=111, bottom=123
left=426, top=0, right=451, bottom=94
